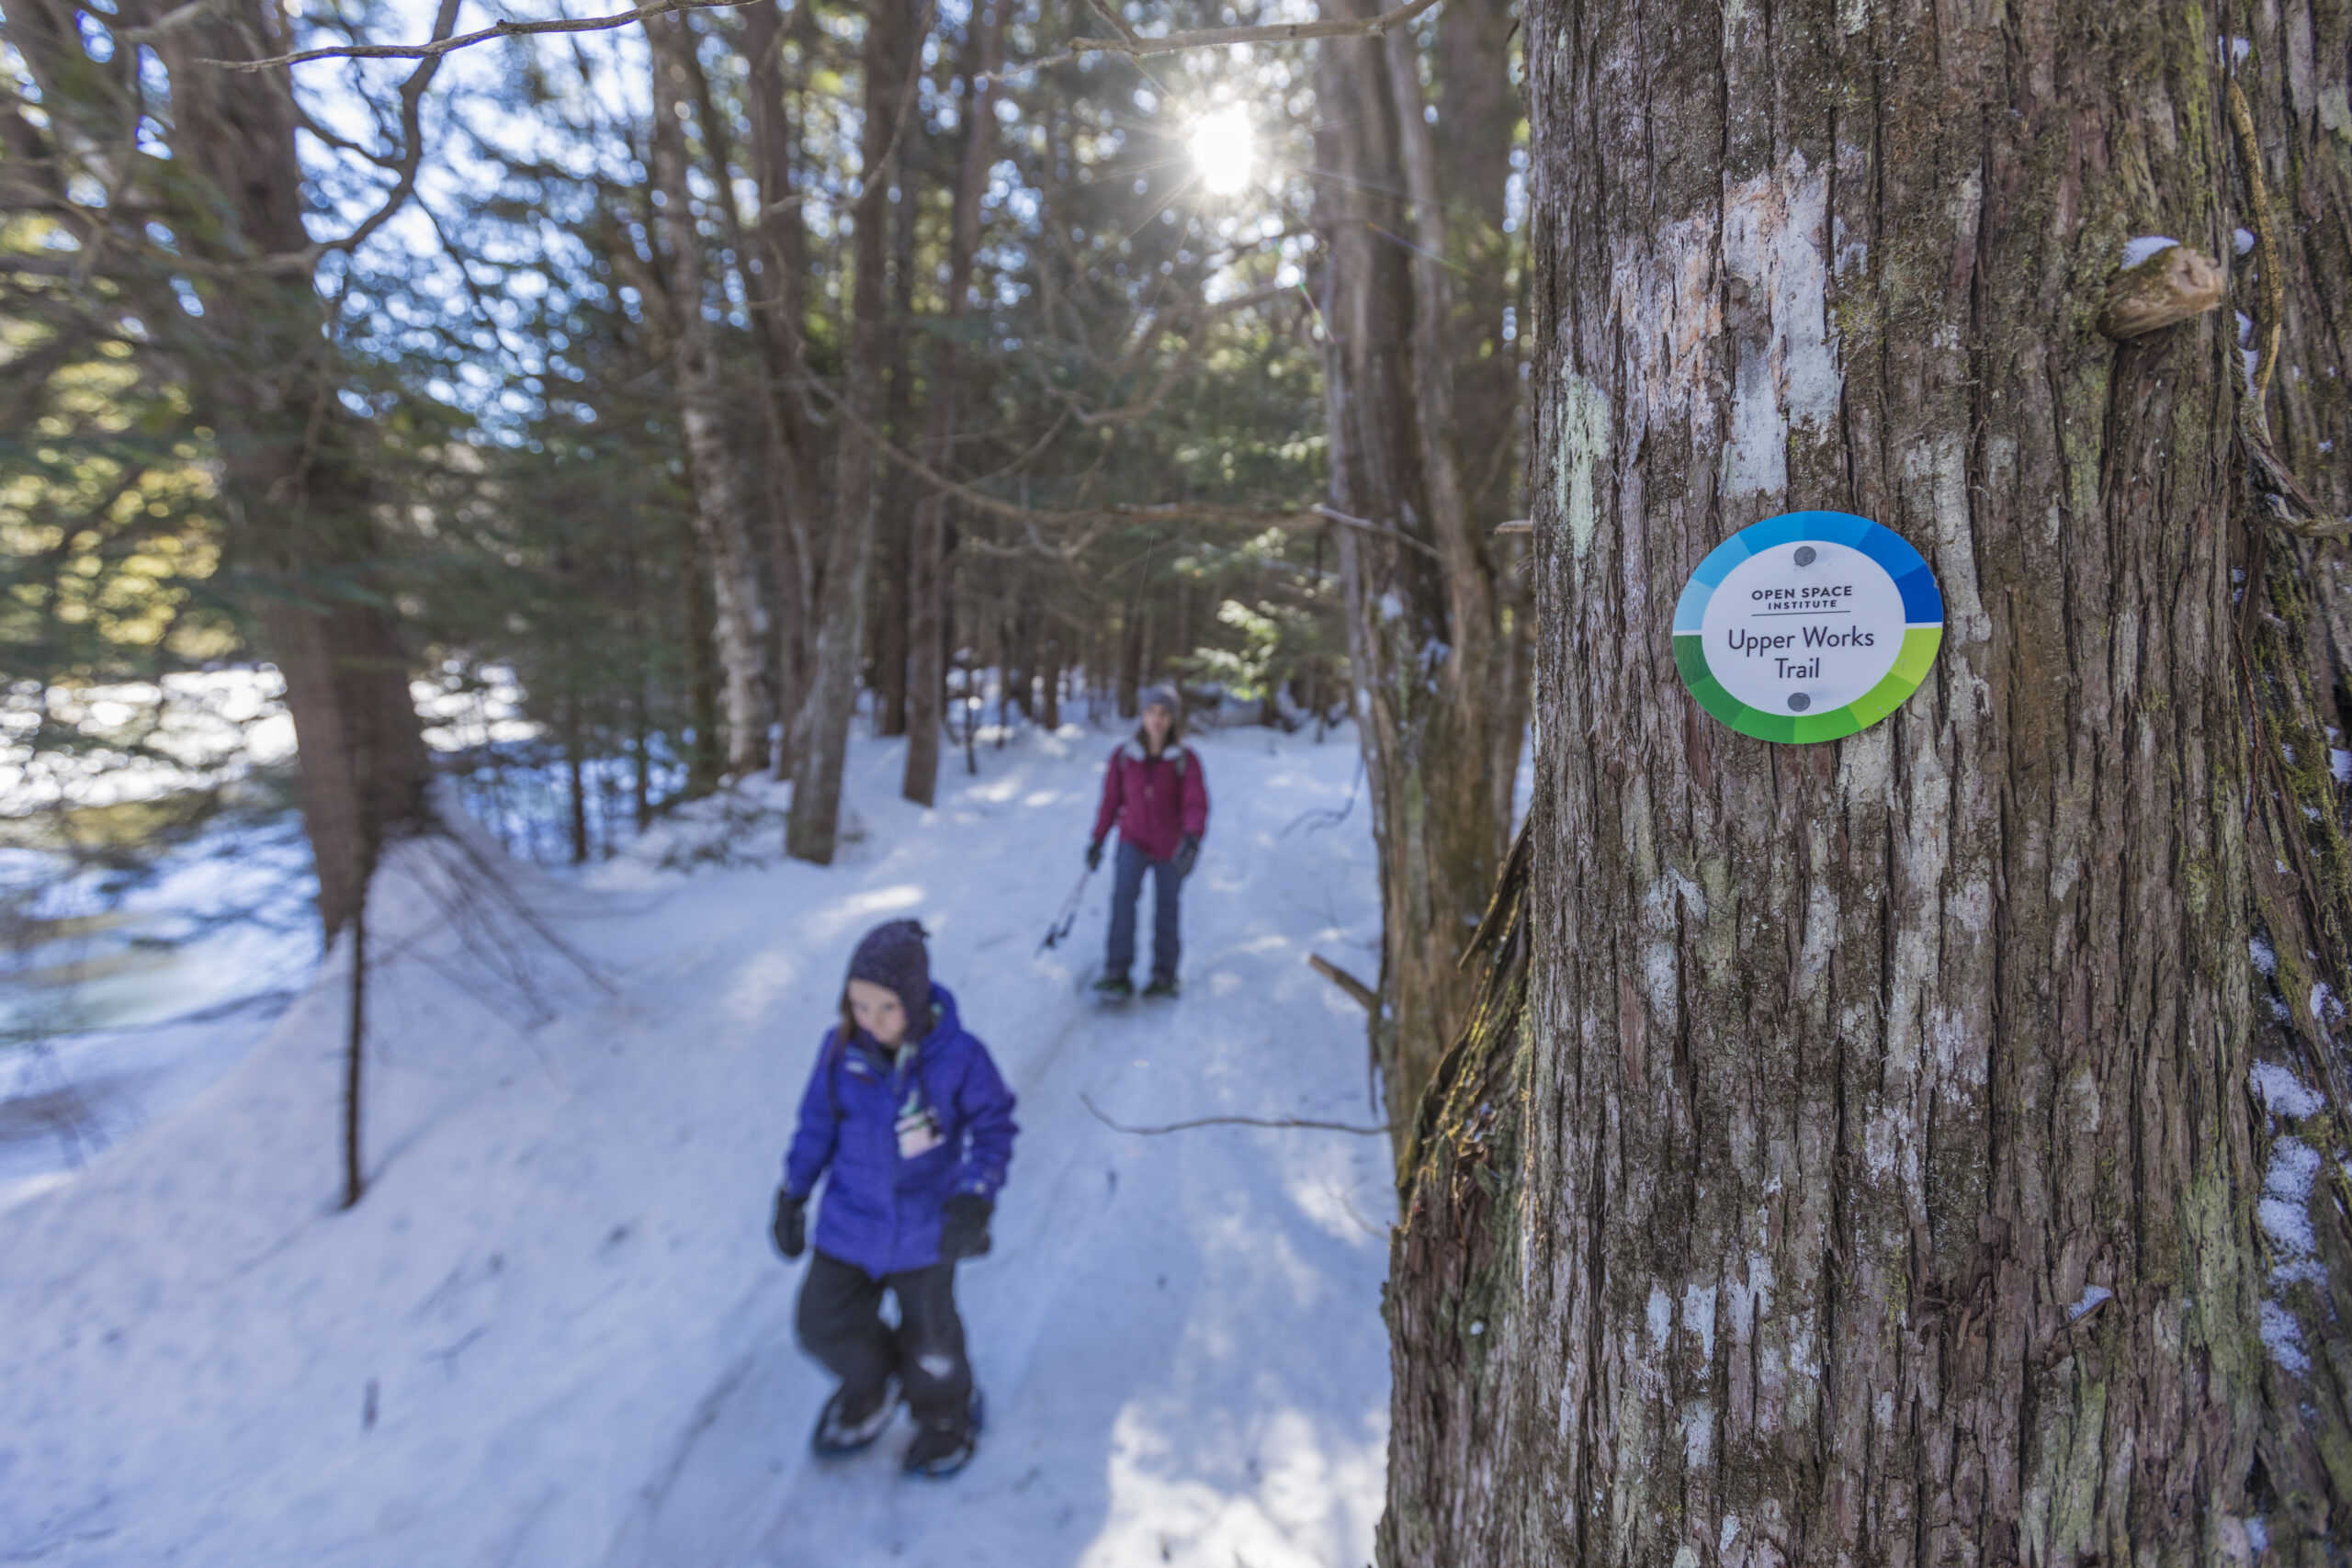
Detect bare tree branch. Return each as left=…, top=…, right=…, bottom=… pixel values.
left=207, top=0, right=768, bottom=70
left=1315, top=502, right=1442, bottom=558
left=1308, top=951, right=1378, bottom=1011
left=118, top=0, right=228, bottom=43
left=214, top=0, right=1445, bottom=78
left=987, top=0, right=1447, bottom=80
left=321, top=0, right=466, bottom=257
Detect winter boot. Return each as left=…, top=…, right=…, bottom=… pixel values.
left=812, top=1378, right=898, bottom=1458
left=1142, top=974, right=1181, bottom=999
left=1091, top=973, right=1135, bottom=1000
left=903, top=1390, right=985, bottom=1479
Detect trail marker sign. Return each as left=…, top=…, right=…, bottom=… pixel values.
left=1672, top=511, right=1943, bottom=744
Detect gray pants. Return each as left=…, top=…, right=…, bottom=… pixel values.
left=1106, top=839, right=1182, bottom=983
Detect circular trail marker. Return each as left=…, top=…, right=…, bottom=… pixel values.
left=1672, top=511, right=1943, bottom=744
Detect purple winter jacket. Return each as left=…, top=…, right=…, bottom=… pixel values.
left=1090, top=739, right=1209, bottom=863
left=782, top=984, right=1017, bottom=1278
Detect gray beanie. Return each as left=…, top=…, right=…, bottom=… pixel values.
left=1139, top=685, right=1180, bottom=716
left=846, top=919, right=930, bottom=1019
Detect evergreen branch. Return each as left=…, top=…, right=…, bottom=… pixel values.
left=799, top=368, right=1322, bottom=536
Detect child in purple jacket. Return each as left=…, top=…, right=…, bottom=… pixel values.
left=770, top=919, right=1018, bottom=1478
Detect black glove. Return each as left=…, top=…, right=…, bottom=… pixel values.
left=1085, top=839, right=1105, bottom=872
left=772, top=1189, right=807, bottom=1258
left=1174, top=834, right=1202, bottom=880
left=938, top=1193, right=994, bottom=1260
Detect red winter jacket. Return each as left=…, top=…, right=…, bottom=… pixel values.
left=1091, top=739, right=1209, bottom=863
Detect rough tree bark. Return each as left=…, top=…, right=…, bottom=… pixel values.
left=648, top=14, right=772, bottom=779
left=903, top=0, right=1006, bottom=807
left=742, top=0, right=824, bottom=780
left=875, top=152, right=922, bottom=739
left=789, top=0, right=925, bottom=861
left=1315, top=0, right=1526, bottom=1144
left=1381, top=0, right=2352, bottom=1562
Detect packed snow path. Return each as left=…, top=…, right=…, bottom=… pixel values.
left=0, top=723, right=1393, bottom=1567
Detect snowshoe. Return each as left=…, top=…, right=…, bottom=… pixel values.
left=1091, top=974, right=1135, bottom=1002
left=812, top=1378, right=899, bottom=1458
left=1142, top=975, right=1181, bottom=999
left=903, top=1389, right=985, bottom=1479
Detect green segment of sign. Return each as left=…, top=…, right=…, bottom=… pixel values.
left=1673, top=626, right=1942, bottom=745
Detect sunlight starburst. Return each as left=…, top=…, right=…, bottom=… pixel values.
left=1186, top=107, right=1258, bottom=197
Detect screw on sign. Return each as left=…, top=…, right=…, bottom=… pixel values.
left=1671, top=512, right=1944, bottom=743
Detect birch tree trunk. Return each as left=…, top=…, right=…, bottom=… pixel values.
left=648, top=15, right=772, bottom=778
left=1381, top=0, right=2352, bottom=1561
left=789, top=0, right=923, bottom=860
left=1315, top=0, right=1524, bottom=1141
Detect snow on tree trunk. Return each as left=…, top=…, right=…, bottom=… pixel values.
left=1381, top=0, right=2352, bottom=1561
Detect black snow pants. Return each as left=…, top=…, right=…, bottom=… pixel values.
left=797, top=1250, right=971, bottom=1427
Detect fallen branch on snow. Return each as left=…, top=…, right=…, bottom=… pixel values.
left=1307, top=952, right=1377, bottom=1013
left=1081, top=1093, right=1390, bottom=1137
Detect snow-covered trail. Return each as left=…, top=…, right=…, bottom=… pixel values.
left=0, top=722, right=1393, bottom=1568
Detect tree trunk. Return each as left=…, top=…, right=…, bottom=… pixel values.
left=874, top=153, right=921, bottom=739
left=1315, top=0, right=1521, bottom=1145
left=694, top=3, right=818, bottom=776
left=1119, top=602, right=1145, bottom=717
left=1380, top=0, right=2352, bottom=1561
left=1, top=0, right=433, bottom=942
left=1434, top=0, right=1523, bottom=527
left=1431, top=0, right=1533, bottom=843
left=648, top=14, right=771, bottom=779
left=789, top=0, right=923, bottom=862
left=681, top=515, right=725, bottom=799
left=1039, top=630, right=1062, bottom=731
left=563, top=687, right=589, bottom=864
left=742, top=0, right=823, bottom=781
left=904, top=0, right=1006, bottom=806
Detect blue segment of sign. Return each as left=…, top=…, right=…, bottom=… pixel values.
left=1674, top=511, right=1943, bottom=744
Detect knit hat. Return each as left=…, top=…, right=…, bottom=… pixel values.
left=1139, top=685, right=1180, bottom=716
left=846, top=919, right=931, bottom=1019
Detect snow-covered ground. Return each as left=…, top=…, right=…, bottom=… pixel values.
left=0, top=720, right=1394, bottom=1567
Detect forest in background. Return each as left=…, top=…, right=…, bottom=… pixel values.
left=6, top=0, right=1514, bottom=864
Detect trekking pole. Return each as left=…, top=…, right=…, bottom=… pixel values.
left=1037, top=868, right=1092, bottom=953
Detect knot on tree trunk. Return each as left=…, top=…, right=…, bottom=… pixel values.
left=2096, top=243, right=2224, bottom=340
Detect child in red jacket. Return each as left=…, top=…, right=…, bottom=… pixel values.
left=1084, top=687, right=1209, bottom=998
